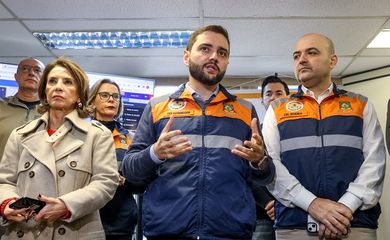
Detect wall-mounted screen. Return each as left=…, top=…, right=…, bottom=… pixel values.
left=0, top=62, right=18, bottom=98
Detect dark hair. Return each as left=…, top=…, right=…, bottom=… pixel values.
left=186, top=25, right=230, bottom=52
left=37, top=57, right=89, bottom=118
left=261, top=76, right=290, bottom=96
left=87, top=78, right=123, bottom=119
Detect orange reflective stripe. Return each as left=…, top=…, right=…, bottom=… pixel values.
left=151, top=98, right=252, bottom=127
left=274, top=95, right=365, bottom=125
left=205, top=101, right=252, bottom=127
left=151, top=99, right=201, bottom=123
left=320, top=95, right=365, bottom=119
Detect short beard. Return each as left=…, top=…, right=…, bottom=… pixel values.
left=189, top=60, right=225, bottom=86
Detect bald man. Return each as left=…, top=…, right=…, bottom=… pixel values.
left=0, top=58, right=44, bottom=159
left=263, top=33, right=385, bottom=240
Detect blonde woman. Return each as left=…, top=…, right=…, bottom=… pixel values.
left=88, top=79, right=144, bottom=240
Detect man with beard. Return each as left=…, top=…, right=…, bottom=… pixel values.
left=122, top=25, right=275, bottom=240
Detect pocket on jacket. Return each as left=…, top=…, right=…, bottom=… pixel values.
left=63, top=155, right=92, bottom=188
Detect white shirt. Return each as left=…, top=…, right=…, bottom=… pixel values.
left=262, top=84, right=386, bottom=213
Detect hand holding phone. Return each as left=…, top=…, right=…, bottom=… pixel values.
left=9, top=197, right=46, bottom=214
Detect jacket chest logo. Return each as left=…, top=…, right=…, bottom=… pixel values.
left=168, top=99, right=186, bottom=110
left=223, top=102, right=235, bottom=114
left=339, top=101, right=353, bottom=113
left=286, top=101, right=304, bottom=112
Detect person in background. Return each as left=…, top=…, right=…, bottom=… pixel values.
left=0, top=57, right=118, bottom=239
left=0, top=58, right=44, bottom=160
left=88, top=79, right=144, bottom=240
left=121, top=25, right=275, bottom=240
left=263, top=33, right=385, bottom=240
left=261, top=75, right=290, bottom=110
left=0, top=57, right=44, bottom=237
left=252, top=75, right=290, bottom=240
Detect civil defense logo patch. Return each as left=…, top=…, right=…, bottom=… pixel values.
left=339, top=101, right=353, bottom=112
left=223, top=102, right=235, bottom=113
left=168, top=99, right=186, bottom=110
left=286, top=101, right=304, bottom=112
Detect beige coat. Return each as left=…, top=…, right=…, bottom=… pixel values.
left=0, top=110, right=119, bottom=240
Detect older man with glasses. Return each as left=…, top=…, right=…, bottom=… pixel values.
left=0, top=58, right=45, bottom=160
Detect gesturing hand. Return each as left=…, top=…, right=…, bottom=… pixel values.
left=153, top=115, right=192, bottom=161
left=232, top=118, right=266, bottom=165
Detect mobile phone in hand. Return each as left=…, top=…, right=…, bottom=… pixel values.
left=307, top=214, right=319, bottom=234
left=9, top=197, right=46, bottom=213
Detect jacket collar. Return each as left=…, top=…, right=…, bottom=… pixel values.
left=3, top=95, right=28, bottom=109
left=18, top=109, right=90, bottom=135
left=293, top=82, right=346, bottom=98
left=169, top=83, right=237, bottom=102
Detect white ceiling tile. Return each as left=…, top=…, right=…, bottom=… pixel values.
left=204, top=0, right=390, bottom=17
left=0, top=21, right=53, bottom=57
left=0, top=0, right=389, bottom=80
left=3, top=0, right=199, bottom=18
left=360, top=48, right=390, bottom=56
left=25, top=19, right=200, bottom=31
left=0, top=4, right=13, bottom=18
left=205, top=18, right=386, bottom=56
left=342, top=57, right=390, bottom=76
left=227, top=56, right=294, bottom=77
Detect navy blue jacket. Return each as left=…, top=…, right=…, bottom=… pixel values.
left=99, top=121, right=144, bottom=236
left=122, top=84, right=275, bottom=239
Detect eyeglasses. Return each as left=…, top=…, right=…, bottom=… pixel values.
left=19, top=65, right=43, bottom=74
left=97, top=92, right=121, bottom=102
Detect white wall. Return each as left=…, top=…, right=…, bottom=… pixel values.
left=342, top=76, right=390, bottom=240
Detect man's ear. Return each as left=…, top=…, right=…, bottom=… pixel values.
left=183, top=49, right=190, bottom=67
left=329, top=54, right=338, bottom=70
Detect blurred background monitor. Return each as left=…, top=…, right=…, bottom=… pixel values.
left=0, top=62, right=18, bottom=98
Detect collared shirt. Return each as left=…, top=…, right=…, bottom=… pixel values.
left=301, top=83, right=333, bottom=104
left=262, top=85, right=385, bottom=213
left=185, top=82, right=219, bottom=103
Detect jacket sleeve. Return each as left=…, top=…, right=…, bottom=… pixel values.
left=338, top=101, right=386, bottom=212
left=59, top=128, right=119, bottom=222
left=262, top=107, right=317, bottom=211
left=0, top=130, right=22, bottom=204
left=121, top=102, right=160, bottom=186
left=251, top=184, right=274, bottom=209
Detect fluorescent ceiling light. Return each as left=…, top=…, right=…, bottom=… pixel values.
left=367, top=29, right=390, bottom=48
left=33, top=31, right=193, bottom=49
